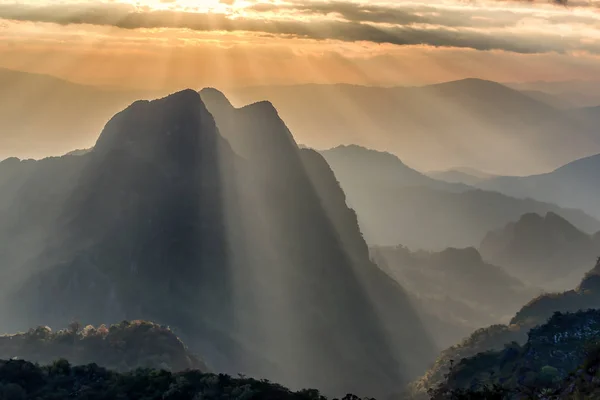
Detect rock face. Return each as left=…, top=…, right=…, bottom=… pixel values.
left=0, top=89, right=436, bottom=397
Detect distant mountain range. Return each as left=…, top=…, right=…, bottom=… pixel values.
left=230, top=78, right=600, bottom=174
left=427, top=167, right=496, bottom=186
left=3, top=68, right=600, bottom=175
left=319, top=145, right=600, bottom=250
left=371, top=245, right=538, bottom=349
left=480, top=212, right=600, bottom=291
left=478, top=153, right=600, bottom=220
left=0, top=89, right=437, bottom=397
left=506, top=80, right=600, bottom=108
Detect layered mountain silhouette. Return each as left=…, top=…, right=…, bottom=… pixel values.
left=0, top=68, right=151, bottom=160
left=4, top=69, right=600, bottom=175
left=372, top=245, right=537, bottom=349
left=319, top=145, right=600, bottom=249
left=428, top=167, right=496, bottom=186
left=478, top=153, right=600, bottom=220
left=480, top=212, right=600, bottom=290
left=230, top=79, right=600, bottom=174
left=0, top=89, right=436, bottom=397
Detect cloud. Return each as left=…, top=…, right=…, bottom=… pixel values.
left=0, top=1, right=598, bottom=54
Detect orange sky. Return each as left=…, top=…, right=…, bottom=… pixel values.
left=1, top=0, right=600, bottom=89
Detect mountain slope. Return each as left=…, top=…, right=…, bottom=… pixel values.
left=372, top=246, right=537, bottom=347
left=0, top=89, right=436, bottom=398
left=0, top=320, right=207, bottom=373
left=480, top=212, right=600, bottom=290
left=412, top=257, right=600, bottom=397
left=428, top=168, right=496, bottom=186
left=431, top=309, right=600, bottom=397
left=319, top=145, right=600, bottom=250
left=478, top=153, right=600, bottom=219
left=320, top=145, right=468, bottom=193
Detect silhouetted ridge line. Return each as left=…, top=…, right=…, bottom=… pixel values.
left=0, top=88, right=438, bottom=399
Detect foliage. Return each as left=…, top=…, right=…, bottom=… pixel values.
left=0, top=358, right=372, bottom=400
left=0, top=320, right=207, bottom=373
left=427, top=310, right=600, bottom=399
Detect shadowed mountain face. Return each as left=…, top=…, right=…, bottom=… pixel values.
left=478, top=153, right=600, bottom=220
left=480, top=212, right=600, bottom=291
left=0, top=89, right=436, bottom=398
left=320, top=145, right=600, bottom=250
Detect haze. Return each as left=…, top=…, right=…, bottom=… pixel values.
left=1, top=1, right=600, bottom=399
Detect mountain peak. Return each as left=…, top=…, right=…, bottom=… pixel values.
left=199, top=87, right=233, bottom=110
left=94, top=89, right=216, bottom=158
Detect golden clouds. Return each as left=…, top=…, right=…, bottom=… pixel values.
left=0, top=0, right=599, bottom=88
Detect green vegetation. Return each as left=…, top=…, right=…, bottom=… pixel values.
left=428, top=310, right=600, bottom=399
left=0, top=358, right=372, bottom=400
left=0, top=320, right=207, bottom=373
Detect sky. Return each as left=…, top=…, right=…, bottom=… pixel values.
left=1, top=0, right=600, bottom=89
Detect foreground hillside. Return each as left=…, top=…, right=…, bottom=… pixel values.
left=0, top=320, right=206, bottom=373
left=430, top=310, right=600, bottom=399
left=412, top=258, right=600, bottom=397
left=0, top=358, right=364, bottom=400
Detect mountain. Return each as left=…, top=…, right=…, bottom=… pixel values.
left=372, top=246, right=538, bottom=348
left=0, top=358, right=362, bottom=400
left=519, top=89, right=577, bottom=109
left=478, top=153, right=600, bottom=220
left=319, top=145, right=600, bottom=250
left=506, top=80, right=600, bottom=108
left=320, top=145, right=467, bottom=192
left=229, top=78, right=600, bottom=174
left=412, top=257, right=600, bottom=397
left=427, top=167, right=496, bottom=186
left=5, top=69, right=600, bottom=174
left=430, top=309, right=600, bottom=398
left=0, top=320, right=207, bottom=373
left=480, top=212, right=600, bottom=290
left=0, top=89, right=436, bottom=397
left=0, top=68, right=152, bottom=160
